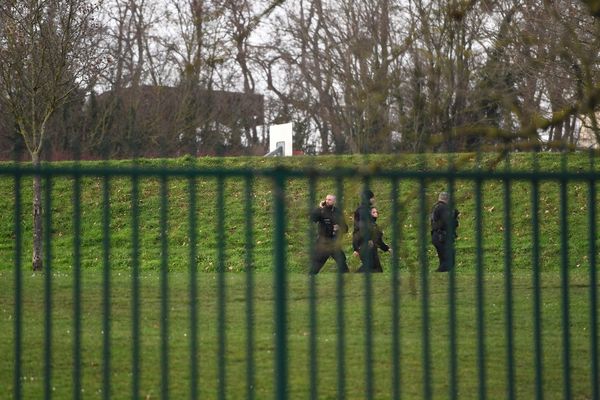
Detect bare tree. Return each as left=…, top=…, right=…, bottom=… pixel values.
left=92, top=0, right=165, bottom=157
left=160, top=0, right=229, bottom=154
left=261, top=0, right=336, bottom=152
left=0, top=0, right=105, bottom=270
left=262, top=0, right=408, bottom=153
left=223, top=0, right=260, bottom=149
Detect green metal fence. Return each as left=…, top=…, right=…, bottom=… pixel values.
left=1, top=156, right=599, bottom=399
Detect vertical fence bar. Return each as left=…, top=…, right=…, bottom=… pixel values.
left=216, top=175, right=227, bottom=400
left=531, top=162, right=543, bottom=400
left=43, top=174, right=53, bottom=400
left=13, top=168, right=22, bottom=400
left=101, top=174, right=111, bottom=400
left=131, top=172, right=141, bottom=400
left=335, top=177, right=346, bottom=400
left=418, top=178, right=431, bottom=400
left=307, top=174, right=318, bottom=400
left=474, top=176, right=486, bottom=400
left=72, top=171, right=82, bottom=400
left=361, top=179, right=374, bottom=400
left=187, top=174, right=199, bottom=400
left=559, top=168, right=571, bottom=400
left=390, top=178, right=401, bottom=400
left=244, top=174, right=256, bottom=400
left=446, top=143, right=458, bottom=400
left=447, top=179, right=458, bottom=400
left=503, top=162, right=515, bottom=400
left=273, top=169, right=288, bottom=400
left=358, top=182, right=373, bottom=276
left=588, top=151, right=599, bottom=400
left=159, top=174, right=170, bottom=399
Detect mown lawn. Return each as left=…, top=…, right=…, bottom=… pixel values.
left=0, top=268, right=597, bottom=399
left=1, top=152, right=600, bottom=275
left=0, top=152, right=599, bottom=399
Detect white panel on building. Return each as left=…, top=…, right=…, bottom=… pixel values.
left=269, top=123, right=293, bottom=156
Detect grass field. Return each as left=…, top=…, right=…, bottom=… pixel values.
left=0, top=269, right=597, bottom=399
left=0, top=152, right=598, bottom=399
left=1, top=152, right=599, bottom=274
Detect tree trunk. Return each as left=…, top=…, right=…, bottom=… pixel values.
left=32, top=152, right=43, bottom=271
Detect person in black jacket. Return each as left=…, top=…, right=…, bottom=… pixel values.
left=353, top=189, right=375, bottom=239
left=353, top=207, right=391, bottom=273
left=310, top=194, right=349, bottom=274
left=430, top=192, right=460, bottom=272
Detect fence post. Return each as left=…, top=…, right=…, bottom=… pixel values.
left=244, top=174, right=256, bottom=400
left=559, top=162, right=571, bottom=400
left=216, top=175, right=227, bottom=400
left=13, top=168, right=22, bottom=400
left=130, top=171, right=141, bottom=400
left=159, top=173, right=170, bottom=400
left=43, top=174, right=53, bottom=400
left=503, top=159, right=515, bottom=400
left=101, top=173, right=112, bottom=400
left=588, top=152, right=599, bottom=400
left=273, top=168, right=288, bottom=400
left=307, top=174, right=318, bottom=400
left=335, top=177, right=347, bottom=400
left=418, top=178, right=431, bottom=400
left=390, top=178, right=401, bottom=400
left=72, top=170, right=82, bottom=400
left=188, top=173, right=199, bottom=400
left=474, top=175, right=486, bottom=400
left=531, top=156, right=543, bottom=400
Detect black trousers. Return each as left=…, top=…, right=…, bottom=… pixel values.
left=311, top=242, right=349, bottom=274
left=356, top=248, right=383, bottom=273
left=432, top=231, right=455, bottom=271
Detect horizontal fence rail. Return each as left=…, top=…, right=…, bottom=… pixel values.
left=0, top=155, right=599, bottom=399
left=6, top=163, right=600, bottom=181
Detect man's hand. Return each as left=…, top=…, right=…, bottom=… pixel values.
left=353, top=251, right=359, bottom=257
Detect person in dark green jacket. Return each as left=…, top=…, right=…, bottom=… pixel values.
left=430, top=191, right=460, bottom=272
left=310, top=194, right=349, bottom=274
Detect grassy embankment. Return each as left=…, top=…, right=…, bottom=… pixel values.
left=0, top=153, right=598, bottom=399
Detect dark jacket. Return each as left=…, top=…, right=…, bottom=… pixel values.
left=430, top=201, right=459, bottom=235
left=353, top=204, right=371, bottom=234
left=311, top=205, right=348, bottom=242
left=353, top=217, right=389, bottom=252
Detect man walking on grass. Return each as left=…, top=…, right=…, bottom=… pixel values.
left=310, top=194, right=349, bottom=274
left=430, top=191, right=460, bottom=272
